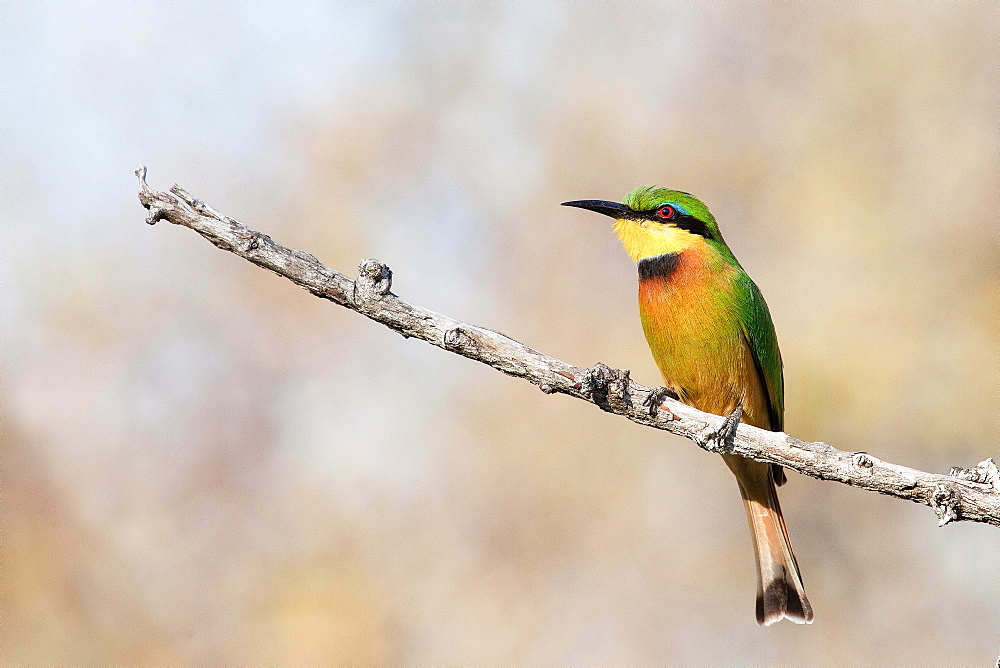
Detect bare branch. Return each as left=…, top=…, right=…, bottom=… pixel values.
left=135, top=166, right=1000, bottom=528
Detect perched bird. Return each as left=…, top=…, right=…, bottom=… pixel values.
left=563, top=187, right=813, bottom=626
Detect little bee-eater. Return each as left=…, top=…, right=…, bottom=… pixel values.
left=563, top=187, right=813, bottom=626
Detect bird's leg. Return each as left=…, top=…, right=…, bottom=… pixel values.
left=699, top=402, right=743, bottom=454
left=643, top=386, right=679, bottom=417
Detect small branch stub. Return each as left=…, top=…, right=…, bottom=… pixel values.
left=354, top=259, right=392, bottom=306
left=951, top=458, right=1000, bottom=491
left=587, top=363, right=631, bottom=413
left=932, top=484, right=959, bottom=527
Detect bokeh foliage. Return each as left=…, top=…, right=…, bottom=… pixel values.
left=2, top=3, right=997, bottom=663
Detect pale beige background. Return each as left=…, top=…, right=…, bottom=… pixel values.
left=2, top=2, right=998, bottom=663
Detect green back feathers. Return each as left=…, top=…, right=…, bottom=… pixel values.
left=737, top=274, right=784, bottom=431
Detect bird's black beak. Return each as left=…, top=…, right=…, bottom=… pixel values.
left=561, top=200, right=632, bottom=219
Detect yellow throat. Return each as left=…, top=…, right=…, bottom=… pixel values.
left=613, top=217, right=703, bottom=262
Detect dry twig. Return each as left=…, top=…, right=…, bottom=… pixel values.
left=136, top=166, right=1000, bottom=528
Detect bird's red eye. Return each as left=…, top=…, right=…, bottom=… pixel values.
left=656, top=204, right=676, bottom=220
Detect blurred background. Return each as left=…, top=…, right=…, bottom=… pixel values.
left=2, top=2, right=997, bottom=663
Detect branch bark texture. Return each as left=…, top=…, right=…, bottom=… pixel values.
left=136, top=166, right=1000, bottom=528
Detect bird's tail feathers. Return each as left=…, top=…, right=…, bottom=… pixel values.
left=731, top=459, right=814, bottom=626
left=745, top=483, right=813, bottom=625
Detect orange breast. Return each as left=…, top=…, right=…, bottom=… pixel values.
left=638, top=244, right=771, bottom=429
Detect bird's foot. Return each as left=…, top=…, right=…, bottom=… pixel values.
left=698, top=403, right=743, bottom=454
left=643, top=386, right=679, bottom=417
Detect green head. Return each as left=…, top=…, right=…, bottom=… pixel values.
left=563, top=186, right=728, bottom=262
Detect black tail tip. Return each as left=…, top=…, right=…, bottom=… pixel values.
left=756, top=579, right=814, bottom=626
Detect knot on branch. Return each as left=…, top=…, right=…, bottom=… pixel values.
left=697, top=404, right=743, bottom=454
left=932, top=484, right=960, bottom=527
left=443, top=327, right=478, bottom=353
left=852, top=452, right=876, bottom=470
left=950, top=458, right=1000, bottom=491
left=586, top=363, right=631, bottom=412
left=354, top=259, right=392, bottom=306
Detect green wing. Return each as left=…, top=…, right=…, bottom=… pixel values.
left=738, top=274, right=784, bottom=433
